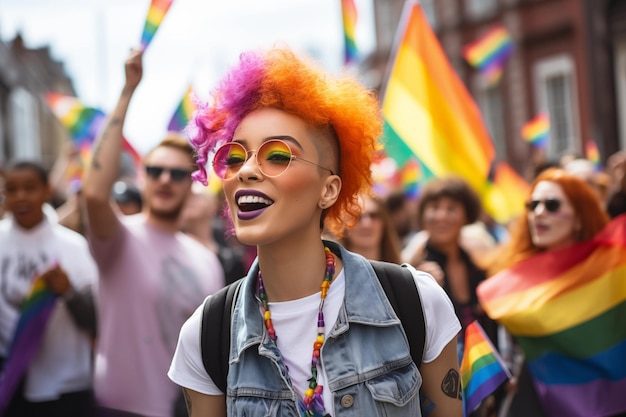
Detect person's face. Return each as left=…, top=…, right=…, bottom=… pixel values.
left=347, top=196, right=384, bottom=251
left=220, top=107, right=335, bottom=246
left=527, top=181, right=579, bottom=250
left=4, top=168, right=51, bottom=229
left=143, top=147, right=193, bottom=221
left=421, top=196, right=466, bottom=246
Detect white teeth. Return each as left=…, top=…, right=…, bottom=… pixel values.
left=237, top=195, right=273, bottom=205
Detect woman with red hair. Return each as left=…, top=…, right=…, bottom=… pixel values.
left=168, top=47, right=462, bottom=417
left=481, top=168, right=623, bottom=417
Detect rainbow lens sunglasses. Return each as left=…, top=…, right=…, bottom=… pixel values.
left=212, top=139, right=334, bottom=180
left=525, top=198, right=562, bottom=213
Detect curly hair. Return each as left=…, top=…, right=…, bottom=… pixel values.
left=416, top=176, right=482, bottom=228
left=188, top=47, right=382, bottom=235
left=487, top=168, right=609, bottom=275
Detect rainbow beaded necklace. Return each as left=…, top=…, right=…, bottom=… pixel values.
left=257, top=246, right=335, bottom=417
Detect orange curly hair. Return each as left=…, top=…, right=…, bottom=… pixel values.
left=189, top=47, right=382, bottom=235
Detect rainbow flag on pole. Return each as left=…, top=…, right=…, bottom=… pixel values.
left=585, top=139, right=602, bottom=172
left=477, top=214, right=626, bottom=417
left=140, top=0, right=174, bottom=51
left=463, top=24, right=514, bottom=85
left=167, top=86, right=197, bottom=132
left=461, top=321, right=511, bottom=417
left=341, top=0, right=359, bottom=65
left=0, top=278, right=57, bottom=413
left=380, top=0, right=527, bottom=224
left=46, top=93, right=142, bottom=168
left=521, top=113, right=550, bottom=148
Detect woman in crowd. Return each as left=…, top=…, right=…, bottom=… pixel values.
left=479, top=168, right=624, bottom=417
left=340, top=193, right=403, bottom=264
left=168, top=47, right=462, bottom=417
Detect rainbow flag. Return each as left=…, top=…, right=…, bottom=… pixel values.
left=461, top=321, right=511, bottom=417
left=46, top=93, right=142, bottom=168
left=140, top=0, right=174, bottom=51
left=521, top=113, right=550, bottom=148
left=341, top=0, right=359, bottom=65
left=380, top=1, right=527, bottom=224
left=463, top=24, right=514, bottom=85
left=400, top=158, right=421, bottom=199
left=483, top=161, right=530, bottom=224
left=167, top=86, right=197, bottom=132
left=477, top=214, right=626, bottom=417
left=586, top=139, right=602, bottom=172
left=0, top=278, right=57, bottom=413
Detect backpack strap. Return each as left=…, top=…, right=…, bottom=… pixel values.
left=369, top=260, right=426, bottom=368
left=200, top=278, right=243, bottom=394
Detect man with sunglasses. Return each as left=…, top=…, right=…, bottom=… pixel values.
left=82, top=49, right=224, bottom=417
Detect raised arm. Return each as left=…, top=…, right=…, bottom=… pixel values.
left=419, top=338, right=463, bottom=417
left=83, top=49, right=143, bottom=239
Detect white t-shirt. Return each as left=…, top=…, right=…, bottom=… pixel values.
left=168, top=266, right=460, bottom=412
left=0, top=215, right=97, bottom=401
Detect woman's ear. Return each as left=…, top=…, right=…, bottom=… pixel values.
left=319, top=175, right=342, bottom=209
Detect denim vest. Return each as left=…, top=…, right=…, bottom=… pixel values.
left=226, top=242, right=422, bottom=416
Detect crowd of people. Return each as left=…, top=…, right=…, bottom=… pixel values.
left=0, top=45, right=625, bottom=417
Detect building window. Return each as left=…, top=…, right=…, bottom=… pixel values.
left=474, top=76, right=506, bottom=161
left=465, top=0, right=497, bottom=20
left=533, top=55, right=579, bottom=159
left=421, top=0, right=437, bottom=29
left=614, top=36, right=626, bottom=150
left=8, top=87, right=40, bottom=160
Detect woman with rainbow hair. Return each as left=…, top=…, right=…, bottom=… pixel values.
left=168, top=47, right=462, bottom=417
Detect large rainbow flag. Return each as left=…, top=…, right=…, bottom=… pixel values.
left=477, top=214, right=626, bottom=417
left=463, top=24, right=514, bottom=85
left=380, top=0, right=527, bottom=224
left=0, top=278, right=57, bottom=413
left=140, top=0, right=174, bottom=51
left=461, top=321, right=511, bottom=417
left=167, top=86, right=197, bottom=132
left=341, top=0, right=359, bottom=65
left=46, top=93, right=142, bottom=169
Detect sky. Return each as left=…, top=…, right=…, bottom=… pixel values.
left=0, top=0, right=375, bottom=154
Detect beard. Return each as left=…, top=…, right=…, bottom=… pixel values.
left=148, top=202, right=185, bottom=222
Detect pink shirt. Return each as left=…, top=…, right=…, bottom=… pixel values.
left=89, top=214, right=224, bottom=417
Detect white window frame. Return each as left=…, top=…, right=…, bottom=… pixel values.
left=614, top=36, right=626, bottom=150
left=465, top=0, right=498, bottom=20
left=8, top=87, right=40, bottom=160
left=533, top=54, right=580, bottom=158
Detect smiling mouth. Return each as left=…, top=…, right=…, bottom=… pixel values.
left=237, top=195, right=274, bottom=212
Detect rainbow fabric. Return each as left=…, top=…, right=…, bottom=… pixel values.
left=0, top=278, right=57, bottom=413
left=380, top=0, right=527, bottom=224
left=461, top=321, right=511, bottom=417
left=585, top=139, right=602, bottom=171
left=46, top=93, right=142, bottom=168
left=477, top=214, right=626, bottom=417
left=341, top=0, right=358, bottom=64
left=140, top=0, right=174, bottom=51
left=167, top=86, right=197, bottom=132
left=463, top=25, right=514, bottom=85
left=521, top=113, right=549, bottom=147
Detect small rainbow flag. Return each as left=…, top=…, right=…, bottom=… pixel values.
left=140, top=0, right=174, bottom=51
left=46, top=93, right=142, bottom=168
left=461, top=320, right=511, bottom=417
left=477, top=214, right=626, bottom=417
left=463, top=24, right=514, bottom=84
left=585, top=139, right=602, bottom=172
left=0, top=277, right=57, bottom=413
left=521, top=112, right=550, bottom=148
left=400, top=158, right=421, bottom=199
left=167, top=86, right=197, bottom=132
left=341, top=0, right=359, bottom=65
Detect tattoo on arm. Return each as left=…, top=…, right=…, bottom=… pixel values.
left=441, top=368, right=462, bottom=400
left=420, top=392, right=436, bottom=416
left=183, top=388, right=192, bottom=414
left=91, top=117, right=121, bottom=169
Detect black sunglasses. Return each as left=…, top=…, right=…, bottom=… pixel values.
left=525, top=198, right=562, bottom=213
left=145, top=166, right=190, bottom=182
